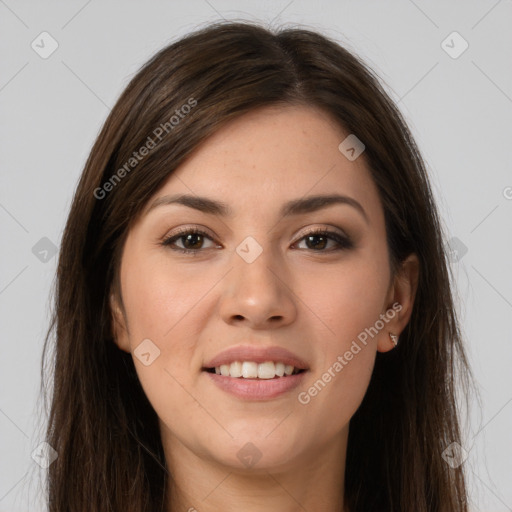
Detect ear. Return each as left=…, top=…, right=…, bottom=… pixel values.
left=377, top=253, right=420, bottom=353
left=110, top=293, right=131, bottom=353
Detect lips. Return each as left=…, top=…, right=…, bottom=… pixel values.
left=202, top=345, right=310, bottom=371
left=202, top=345, right=309, bottom=400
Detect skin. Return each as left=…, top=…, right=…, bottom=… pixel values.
left=111, top=105, right=419, bottom=512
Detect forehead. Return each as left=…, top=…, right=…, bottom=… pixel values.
left=146, top=105, right=382, bottom=223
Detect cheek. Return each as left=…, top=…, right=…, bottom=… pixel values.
left=297, top=249, right=390, bottom=348
left=299, top=350, right=375, bottom=446
left=120, top=243, right=214, bottom=344
left=118, top=246, right=213, bottom=407
left=119, top=255, right=210, bottom=439
left=291, top=250, right=388, bottom=432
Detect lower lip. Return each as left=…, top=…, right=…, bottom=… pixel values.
left=204, top=371, right=307, bottom=400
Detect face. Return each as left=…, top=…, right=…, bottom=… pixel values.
left=111, top=105, right=417, bottom=475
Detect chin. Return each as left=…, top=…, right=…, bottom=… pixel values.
left=203, top=428, right=302, bottom=472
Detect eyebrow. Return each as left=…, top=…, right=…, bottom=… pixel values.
left=147, top=193, right=369, bottom=223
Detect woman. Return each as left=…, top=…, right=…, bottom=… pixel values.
left=42, top=20, right=472, bottom=511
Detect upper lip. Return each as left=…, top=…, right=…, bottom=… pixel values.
left=203, top=345, right=310, bottom=370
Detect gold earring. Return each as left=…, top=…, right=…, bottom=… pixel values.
left=389, top=333, right=398, bottom=347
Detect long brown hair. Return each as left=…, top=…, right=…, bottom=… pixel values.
left=40, top=20, right=472, bottom=511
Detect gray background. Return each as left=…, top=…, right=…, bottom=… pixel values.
left=1, top=1, right=511, bottom=510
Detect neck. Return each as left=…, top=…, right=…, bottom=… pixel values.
left=162, top=426, right=348, bottom=512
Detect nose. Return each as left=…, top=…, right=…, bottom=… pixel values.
left=218, top=245, right=297, bottom=330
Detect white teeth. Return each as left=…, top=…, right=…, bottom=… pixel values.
left=257, top=361, right=275, bottom=379
left=241, top=361, right=258, bottom=379
left=229, top=361, right=243, bottom=378
left=212, top=361, right=302, bottom=379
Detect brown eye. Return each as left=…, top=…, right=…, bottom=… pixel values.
left=162, top=228, right=217, bottom=254
left=295, top=229, right=353, bottom=252
left=179, top=232, right=205, bottom=250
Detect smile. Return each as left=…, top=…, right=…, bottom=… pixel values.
left=205, top=361, right=304, bottom=379
left=203, top=364, right=307, bottom=400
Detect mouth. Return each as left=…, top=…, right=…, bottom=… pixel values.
left=202, top=345, right=310, bottom=399
left=202, top=361, right=308, bottom=400
left=203, top=361, right=307, bottom=379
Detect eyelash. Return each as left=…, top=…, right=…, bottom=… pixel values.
left=161, top=227, right=354, bottom=255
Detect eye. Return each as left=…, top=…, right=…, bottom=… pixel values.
left=293, top=228, right=353, bottom=252
left=161, top=226, right=354, bottom=255
left=161, top=228, right=218, bottom=254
